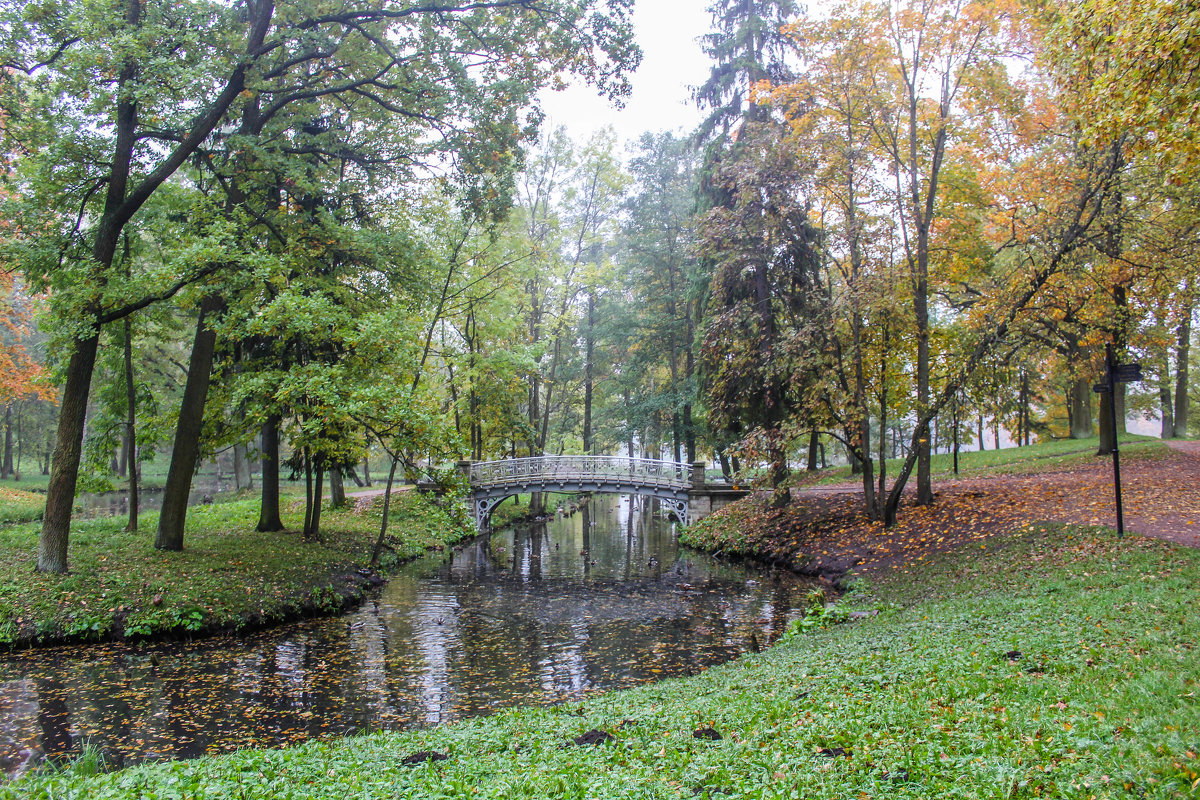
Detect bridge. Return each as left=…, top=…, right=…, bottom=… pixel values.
left=459, top=456, right=747, bottom=530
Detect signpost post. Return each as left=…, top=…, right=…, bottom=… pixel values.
left=1093, top=344, right=1143, bottom=539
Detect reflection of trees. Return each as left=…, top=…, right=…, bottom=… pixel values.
left=0, top=493, right=819, bottom=776
left=0, top=679, right=41, bottom=774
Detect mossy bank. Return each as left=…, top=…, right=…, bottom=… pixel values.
left=7, top=523, right=1198, bottom=798
left=0, top=491, right=474, bottom=649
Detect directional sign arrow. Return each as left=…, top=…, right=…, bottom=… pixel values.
left=1113, top=363, right=1143, bottom=383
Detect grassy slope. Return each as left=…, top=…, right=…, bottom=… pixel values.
left=798, top=434, right=1166, bottom=486
left=0, top=491, right=473, bottom=647
left=8, top=523, right=1198, bottom=799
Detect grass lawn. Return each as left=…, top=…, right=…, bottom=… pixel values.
left=0, top=491, right=473, bottom=647
left=0, top=485, right=43, bottom=525
left=7, top=522, right=1197, bottom=798
left=796, top=434, right=1168, bottom=486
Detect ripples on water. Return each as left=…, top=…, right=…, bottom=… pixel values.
left=0, top=495, right=817, bottom=776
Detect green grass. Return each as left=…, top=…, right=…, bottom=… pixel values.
left=0, top=491, right=473, bottom=647
left=799, top=434, right=1168, bottom=486
left=8, top=523, right=1198, bottom=798
left=0, top=485, right=43, bottom=525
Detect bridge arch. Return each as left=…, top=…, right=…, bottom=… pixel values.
left=461, top=456, right=702, bottom=530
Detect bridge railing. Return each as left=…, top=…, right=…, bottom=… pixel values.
left=467, top=456, right=692, bottom=490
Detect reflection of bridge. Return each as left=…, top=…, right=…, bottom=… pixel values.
left=460, top=456, right=747, bottom=530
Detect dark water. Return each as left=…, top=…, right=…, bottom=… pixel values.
left=75, top=484, right=230, bottom=520
left=0, top=495, right=817, bottom=777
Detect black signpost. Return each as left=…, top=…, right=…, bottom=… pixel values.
left=1093, top=344, right=1142, bottom=539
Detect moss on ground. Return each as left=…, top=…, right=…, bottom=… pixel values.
left=7, top=523, right=1198, bottom=799
left=0, top=491, right=473, bottom=648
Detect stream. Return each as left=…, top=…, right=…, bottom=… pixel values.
left=0, top=494, right=819, bottom=777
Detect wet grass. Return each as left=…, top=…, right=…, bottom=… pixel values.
left=7, top=522, right=1198, bottom=798
left=0, top=491, right=473, bottom=648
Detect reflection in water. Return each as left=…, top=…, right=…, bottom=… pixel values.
left=0, top=495, right=817, bottom=776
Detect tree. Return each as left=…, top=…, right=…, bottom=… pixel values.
left=0, top=0, right=638, bottom=571
left=618, top=132, right=705, bottom=463
left=699, top=124, right=824, bottom=508
left=693, top=0, right=799, bottom=142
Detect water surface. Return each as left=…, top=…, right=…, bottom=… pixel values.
left=0, top=495, right=816, bottom=776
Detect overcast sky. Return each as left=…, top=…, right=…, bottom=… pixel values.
left=537, top=1, right=714, bottom=147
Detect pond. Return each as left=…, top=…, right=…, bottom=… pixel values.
left=0, top=494, right=819, bottom=777
left=75, top=483, right=231, bottom=520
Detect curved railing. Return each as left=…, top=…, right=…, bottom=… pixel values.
left=469, top=456, right=691, bottom=491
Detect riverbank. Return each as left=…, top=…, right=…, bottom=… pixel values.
left=7, top=521, right=1197, bottom=798
left=0, top=491, right=474, bottom=649
left=682, top=437, right=1194, bottom=584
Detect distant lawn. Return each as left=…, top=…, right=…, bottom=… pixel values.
left=0, top=491, right=473, bottom=648
left=796, top=434, right=1167, bottom=487
left=10, top=523, right=1198, bottom=798
left=0, top=485, right=43, bottom=525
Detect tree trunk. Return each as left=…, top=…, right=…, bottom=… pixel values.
left=124, top=316, right=138, bottom=532
left=257, top=414, right=284, bottom=532
left=38, top=333, right=101, bottom=573
left=1, top=405, right=12, bottom=478
left=977, top=414, right=985, bottom=450
left=583, top=292, right=594, bottom=455
left=362, top=456, right=373, bottom=487
left=1069, top=377, right=1093, bottom=439
left=156, top=296, right=222, bottom=551
left=329, top=466, right=346, bottom=508
left=305, top=464, right=324, bottom=542
left=806, top=430, right=819, bottom=472
left=1175, top=299, right=1192, bottom=439
left=952, top=399, right=960, bottom=475
left=371, top=457, right=400, bottom=566
left=769, top=440, right=789, bottom=509
left=1160, top=351, right=1175, bottom=439
left=233, top=442, right=251, bottom=490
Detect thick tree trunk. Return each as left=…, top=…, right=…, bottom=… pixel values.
left=806, top=430, right=819, bottom=472
left=362, top=456, right=372, bottom=486
left=156, top=297, right=222, bottom=551
left=38, top=333, right=101, bottom=573
left=1069, top=378, right=1093, bottom=439
left=1160, top=352, right=1175, bottom=439
left=124, top=317, right=138, bottom=532
left=257, top=414, right=283, bottom=532
left=1175, top=302, right=1192, bottom=438
left=329, top=466, right=346, bottom=508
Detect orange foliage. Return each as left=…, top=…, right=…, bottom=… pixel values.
left=0, top=270, right=52, bottom=407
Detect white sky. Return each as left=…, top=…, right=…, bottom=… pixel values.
left=537, top=1, right=714, bottom=147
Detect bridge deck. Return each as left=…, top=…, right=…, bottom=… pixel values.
left=469, top=456, right=692, bottom=491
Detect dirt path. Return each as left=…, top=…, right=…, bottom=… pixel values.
left=346, top=484, right=412, bottom=512
left=792, top=442, right=1200, bottom=551
left=718, top=441, right=1200, bottom=583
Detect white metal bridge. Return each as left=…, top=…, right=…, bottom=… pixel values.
left=462, top=456, right=703, bottom=529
